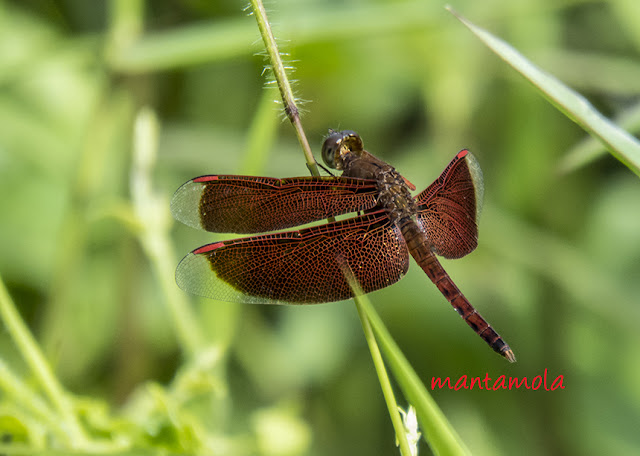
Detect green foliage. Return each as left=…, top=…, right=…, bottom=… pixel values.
left=1, top=0, right=639, bottom=455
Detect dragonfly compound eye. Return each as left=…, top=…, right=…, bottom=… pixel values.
left=322, top=130, right=363, bottom=170
left=321, top=130, right=344, bottom=169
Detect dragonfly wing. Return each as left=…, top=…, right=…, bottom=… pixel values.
left=416, top=150, right=483, bottom=259
left=175, top=211, right=409, bottom=304
left=171, top=175, right=379, bottom=233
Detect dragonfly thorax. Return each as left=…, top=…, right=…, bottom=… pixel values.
left=373, top=169, right=419, bottom=223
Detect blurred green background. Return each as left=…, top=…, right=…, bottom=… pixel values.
left=1, top=0, right=639, bottom=455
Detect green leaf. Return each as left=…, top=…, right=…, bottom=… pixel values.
left=447, top=7, right=640, bottom=178
left=558, top=102, right=640, bottom=174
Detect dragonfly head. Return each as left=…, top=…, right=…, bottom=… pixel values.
left=321, top=130, right=364, bottom=170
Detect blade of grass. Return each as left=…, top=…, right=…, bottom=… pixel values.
left=558, top=101, right=640, bottom=174
left=447, top=6, right=640, bottom=178
left=361, top=300, right=471, bottom=456
left=355, top=296, right=413, bottom=456
left=341, top=264, right=412, bottom=456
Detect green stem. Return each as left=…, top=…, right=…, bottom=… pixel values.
left=0, top=273, right=89, bottom=446
left=131, top=108, right=206, bottom=357
left=249, top=0, right=319, bottom=176
left=107, top=0, right=144, bottom=47
left=0, top=359, right=68, bottom=439
left=354, top=297, right=413, bottom=456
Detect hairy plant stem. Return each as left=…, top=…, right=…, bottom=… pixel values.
left=249, top=0, right=320, bottom=176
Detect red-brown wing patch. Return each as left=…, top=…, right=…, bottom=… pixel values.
left=416, top=150, right=483, bottom=259
left=171, top=175, right=379, bottom=234
left=175, top=211, right=410, bottom=304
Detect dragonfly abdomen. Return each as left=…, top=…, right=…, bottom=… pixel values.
left=400, top=219, right=516, bottom=363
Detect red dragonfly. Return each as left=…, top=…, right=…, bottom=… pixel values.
left=171, top=130, right=515, bottom=362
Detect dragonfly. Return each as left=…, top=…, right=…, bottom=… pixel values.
left=171, top=130, right=515, bottom=362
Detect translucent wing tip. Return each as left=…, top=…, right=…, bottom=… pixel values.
left=461, top=150, right=484, bottom=220
left=170, top=180, right=206, bottom=230
left=175, top=248, right=293, bottom=305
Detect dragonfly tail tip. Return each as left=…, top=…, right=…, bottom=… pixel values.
left=502, top=348, right=517, bottom=363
